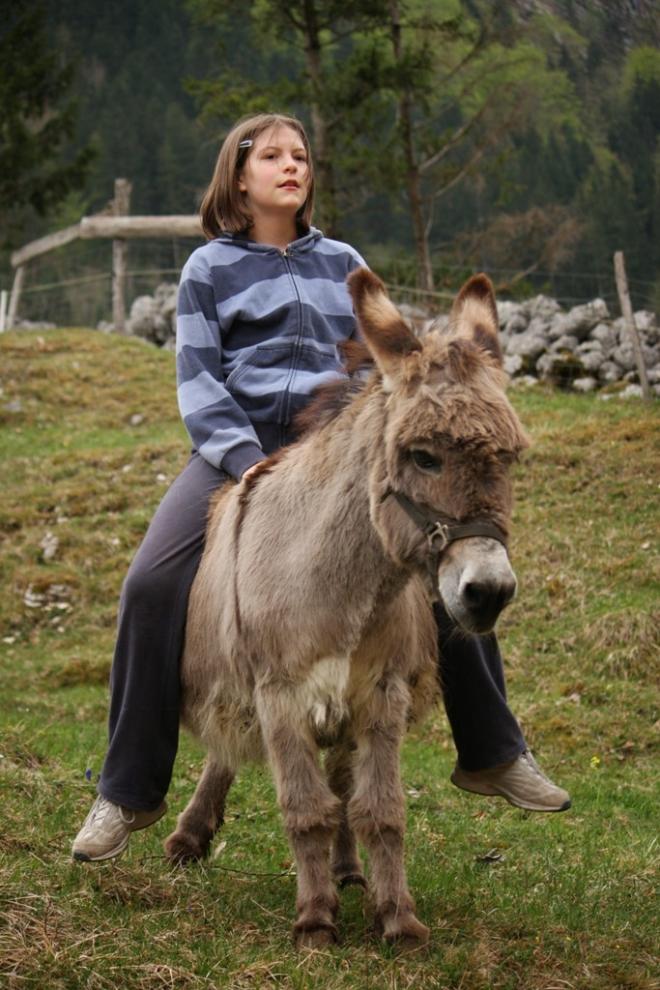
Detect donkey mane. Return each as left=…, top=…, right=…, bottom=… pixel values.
left=294, top=376, right=367, bottom=437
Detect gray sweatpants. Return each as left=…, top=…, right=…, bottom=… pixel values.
left=99, top=451, right=525, bottom=810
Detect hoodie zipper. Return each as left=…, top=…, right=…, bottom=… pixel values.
left=279, top=247, right=304, bottom=426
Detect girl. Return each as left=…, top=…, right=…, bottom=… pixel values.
left=72, top=113, right=568, bottom=862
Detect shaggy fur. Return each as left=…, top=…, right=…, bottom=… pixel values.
left=165, top=269, right=528, bottom=949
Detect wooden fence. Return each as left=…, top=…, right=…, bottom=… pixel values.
left=4, top=179, right=202, bottom=332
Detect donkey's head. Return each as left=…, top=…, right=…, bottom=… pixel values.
left=348, top=268, right=529, bottom=635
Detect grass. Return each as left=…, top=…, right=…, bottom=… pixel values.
left=1, top=328, right=658, bottom=990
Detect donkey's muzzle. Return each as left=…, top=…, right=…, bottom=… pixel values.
left=461, top=576, right=516, bottom=632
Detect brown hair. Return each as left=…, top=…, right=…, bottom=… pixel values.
left=200, top=113, right=316, bottom=240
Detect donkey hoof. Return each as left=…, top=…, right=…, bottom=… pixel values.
left=338, top=872, right=367, bottom=891
left=378, top=912, right=430, bottom=952
left=164, top=831, right=209, bottom=865
left=294, top=924, right=338, bottom=950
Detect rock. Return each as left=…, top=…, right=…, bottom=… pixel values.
left=126, top=295, right=170, bottom=341
left=503, top=354, right=524, bottom=377
left=524, top=294, right=562, bottom=322
left=15, top=319, right=57, bottom=331
left=4, top=398, right=22, bottom=413
left=573, top=377, right=598, bottom=393
left=588, top=323, right=617, bottom=353
left=509, top=374, right=539, bottom=389
left=619, top=384, right=643, bottom=399
left=611, top=342, right=657, bottom=373
left=505, top=312, right=528, bottom=335
left=399, top=302, right=428, bottom=323
left=496, top=300, right=524, bottom=327
left=598, top=361, right=622, bottom=384
left=96, top=320, right=115, bottom=333
left=576, top=342, right=605, bottom=374
left=427, top=314, right=449, bottom=334
left=611, top=343, right=636, bottom=372
left=577, top=339, right=602, bottom=352
left=400, top=302, right=431, bottom=335
left=506, top=330, right=547, bottom=362
left=611, top=316, right=627, bottom=338
left=129, top=413, right=145, bottom=426
left=536, top=350, right=584, bottom=388
left=580, top=352, right=605, bottom=375
left=548, top=299, right=609, bottom=342
left=633, top=310, right=657, bottom=333
left=550, top=334, right=579, bottom=353
left=527, top=316, right=553, bottom=337
left=40, top=531, right=59, bottom=562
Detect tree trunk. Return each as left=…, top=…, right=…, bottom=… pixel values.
left=389, top=0, right=434, bottom=292
left=302, top=0, right=339, bottom=236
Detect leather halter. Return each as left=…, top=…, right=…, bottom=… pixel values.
left=382, top=489, right=508, bottom=586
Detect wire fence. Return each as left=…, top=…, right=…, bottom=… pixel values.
left=3, top=236, right=658, bottom=328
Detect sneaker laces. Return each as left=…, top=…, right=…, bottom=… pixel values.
left=521, top=751, right=550, bottom=782
left=86, top=796, right=136, bottom=827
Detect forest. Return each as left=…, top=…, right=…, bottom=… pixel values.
left=2, top=0, right=660, bottom=313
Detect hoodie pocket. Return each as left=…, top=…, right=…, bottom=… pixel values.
left=225, top=342, right=296, bottom=409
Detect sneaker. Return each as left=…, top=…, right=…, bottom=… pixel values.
left=451, top=750, right=571, bottom=812
left=71, top=795, right=168, bottom=862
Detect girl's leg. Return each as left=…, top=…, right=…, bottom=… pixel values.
left=98, top=453, right=229, bottom=811
left=433, top=601, right=525, bottom=772
left=434, top=601, right=570, bottom=811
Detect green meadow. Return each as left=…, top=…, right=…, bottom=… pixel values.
left=1, top=329, right=658, bottom=989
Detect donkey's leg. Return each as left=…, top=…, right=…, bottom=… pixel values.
left=349, top=683, right=429, bottom=948
left=164, top=757, right=234, bottom=864
left=325, top=742, right=366, bottom=890
left=257, top=687, right=342, bottom=948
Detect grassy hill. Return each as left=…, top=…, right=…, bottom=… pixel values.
left=1, top=329, right=658, bottom=989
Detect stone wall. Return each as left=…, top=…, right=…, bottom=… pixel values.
left=121, top=283, right=659, bottom=397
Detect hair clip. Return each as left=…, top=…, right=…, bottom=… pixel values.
left=238, top=139, right=253, bottom=149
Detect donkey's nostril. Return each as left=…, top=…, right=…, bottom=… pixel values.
left=463, top=579, right=516, bottom=618
left=463, top=581, right=488, bottom=610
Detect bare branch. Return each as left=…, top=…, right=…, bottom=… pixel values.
left=430, top=144, right=488, bottom=202
left=419, top=96, right=495, bottom=174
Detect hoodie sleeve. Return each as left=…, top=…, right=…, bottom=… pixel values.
left=176, top=250, right=266, bottom=479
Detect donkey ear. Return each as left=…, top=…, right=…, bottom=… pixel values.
left=450, top=273, right=502, bottom=364
left=347, top=268, right=421, bottom=384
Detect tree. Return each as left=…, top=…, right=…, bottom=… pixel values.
left=188, top=0, right=580, bottom=289
left=187, top=0, right=390, bottom=235
left=0, top=4, right=93, bottom=243
left=361, top=1, right=584, bottom=289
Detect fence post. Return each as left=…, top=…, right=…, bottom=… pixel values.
left=613, top=251, right=652, bottom=401
left=112, top=178, right=132, bottom=333
left=0, top=290, right=7, bottom=332
left=7, top=265, right=25, bottom=330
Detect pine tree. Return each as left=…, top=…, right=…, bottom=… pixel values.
left=0, top=4, right=93, bottom=244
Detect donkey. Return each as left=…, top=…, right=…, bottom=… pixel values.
left=164, top=268, right=529, bottom=949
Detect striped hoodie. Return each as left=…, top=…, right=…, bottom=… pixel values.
left=176, top=227, right=366, bottom=479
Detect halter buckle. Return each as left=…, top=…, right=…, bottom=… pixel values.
left=427, top=521, right=450, bottom=552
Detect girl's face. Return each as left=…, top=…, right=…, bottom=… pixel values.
left=238, top=125, right=310, bottom=221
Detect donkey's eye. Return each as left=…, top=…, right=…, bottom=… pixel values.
left=410, top=449, right=442, bottom=474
